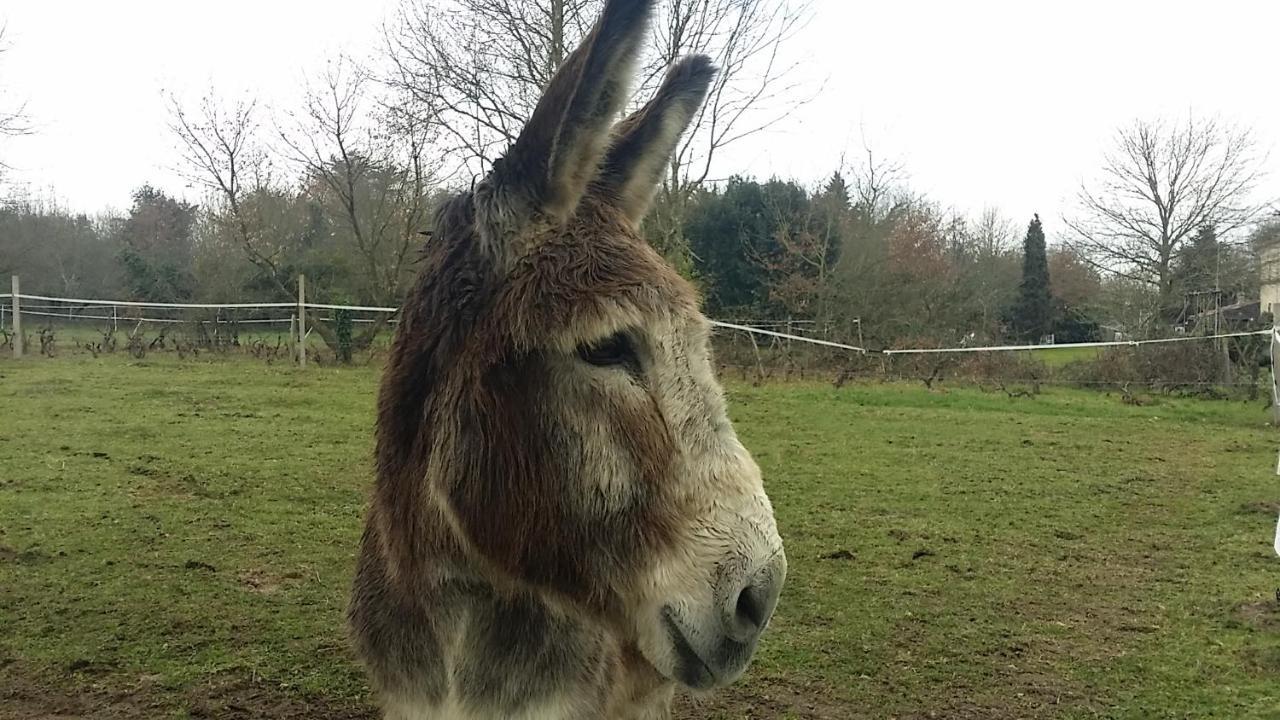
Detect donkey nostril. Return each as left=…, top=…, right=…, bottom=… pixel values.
left=723, top=553, right=786, bottom=643
left=734, top=585, right=766, bottom=631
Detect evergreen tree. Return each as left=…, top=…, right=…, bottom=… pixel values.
left=807, top=171, right=851, bottom=299
left=114, top=185, right=197, bottom=303
left=818, top=171, right=850, bottom=208
left=1171, top=225, right=1220, bottom=298
left=1011, top=214, right=1052, bottom=341
left=1169, top=223, right=1258, bottom=321
left=685, top=176, right=809, bottom=315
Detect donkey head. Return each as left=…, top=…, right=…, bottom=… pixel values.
left=376, top=0, right=785, bottom=692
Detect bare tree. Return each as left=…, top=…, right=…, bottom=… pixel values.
left=169, top=91, right=359, bottom=354
left=642, top=0, right=812, bottom=260
left=277, top=56, right=436, bottom=337
left=969, top=207, right=1017, bottom=259
left=167, top=92, right=288, bottom=293
left=848, top=145, right=907, bottom=224
left=827, top=147, right=912, bottom=342
left=0, top=25, right=33, bottom=174
left=384, top=0, right=601, bottom=173
left=1096, top=275, right=1163, bottom=338
left=384, top=0, right=810, bottom=261
left=1067, top=116, right=1270, bottom=313
left=955, top=207, right=1019, bottom=336
left=170, top=68, right=438, bottom=358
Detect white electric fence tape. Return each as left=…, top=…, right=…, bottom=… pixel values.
left=8, top=292, right=1268, bottom=355
left=10, top=289, right=1280, bottom=548
left=9, top=290, right=1280, bottom=554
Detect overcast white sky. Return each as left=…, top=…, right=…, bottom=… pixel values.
left=2, top=0, right=1279, bottom=243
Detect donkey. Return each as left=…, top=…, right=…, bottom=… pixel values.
left=349, top=1, right=786, bottom=717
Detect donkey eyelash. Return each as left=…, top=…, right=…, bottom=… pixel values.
left=577, top=331, right=639, bottom=370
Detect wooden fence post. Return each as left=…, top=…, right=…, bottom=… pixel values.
left=297, top=274, right=307, bottom=369
left=11, top=275, right=22, bottom=359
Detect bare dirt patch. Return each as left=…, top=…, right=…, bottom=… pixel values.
left=184, top=674, right=375, bottom=720
left=0, top=544, right=52, bottom=565
left=4, top=661, right=840, bottom=720
left=0, top=664, right=375, bottom=720
left=886, top=665, right=1097, bottom=720
left=237, top=568, right=304, bottom=595
left=0, top=667, right=158, bottom=720
left=673, top=677, right=847, bottom=719
left=1236, top=500, right=1280, bottom=516
left=1230, top=597, right=1280, bottom=632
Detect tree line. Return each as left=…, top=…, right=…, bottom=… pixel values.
left=1, top=1, right=1276, bottom=358
left=5, top=152, right=1271, bottom=351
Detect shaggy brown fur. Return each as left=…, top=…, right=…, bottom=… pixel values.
left=349, top=1, right=785, bottom=717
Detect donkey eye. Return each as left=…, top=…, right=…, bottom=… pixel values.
left=578, top=332, right=638, bottom=369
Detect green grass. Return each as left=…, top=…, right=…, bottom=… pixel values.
left=1028, top=345, right=1103, bottom=366
left=2, top=354, right=1279, bottom=718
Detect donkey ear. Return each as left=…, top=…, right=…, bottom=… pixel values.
left=482, top=0, right=655, bottom=253
left=594, top=56, right=716, bottom=225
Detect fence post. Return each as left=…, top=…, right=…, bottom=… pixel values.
left=11, top=275, right=22, bottom=359
left=1272, top=319, right=1280, bottom=427
left=1273, top=318, right=1280, bottom=555
left=297, top=274, right=307, bottom=369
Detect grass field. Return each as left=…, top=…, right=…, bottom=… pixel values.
left=2, top=354, right=1280, bottom=719
left=1028, top=346, right=1104, bottom=367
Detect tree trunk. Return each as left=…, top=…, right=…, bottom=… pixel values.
left=549, top=0, right=565, bottom=77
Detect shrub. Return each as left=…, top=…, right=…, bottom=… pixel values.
left=334, top=307, right=355, bottom=364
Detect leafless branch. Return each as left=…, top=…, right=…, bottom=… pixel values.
left=383, top=0, right=600, bottom=177
left=276, top=55, right=438, bottom=339
left=380, top=0, right=812, bottom=265
left=166, top=90, right=285, bottom=283
left=1066, top=116, right=1271, bottom=308
left=0, top=25, right=34, bottom=173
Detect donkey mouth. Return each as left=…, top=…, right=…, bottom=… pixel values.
left=660, top=606, right=718, bottom=689
left=661, top=605, right=758, bottom=691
